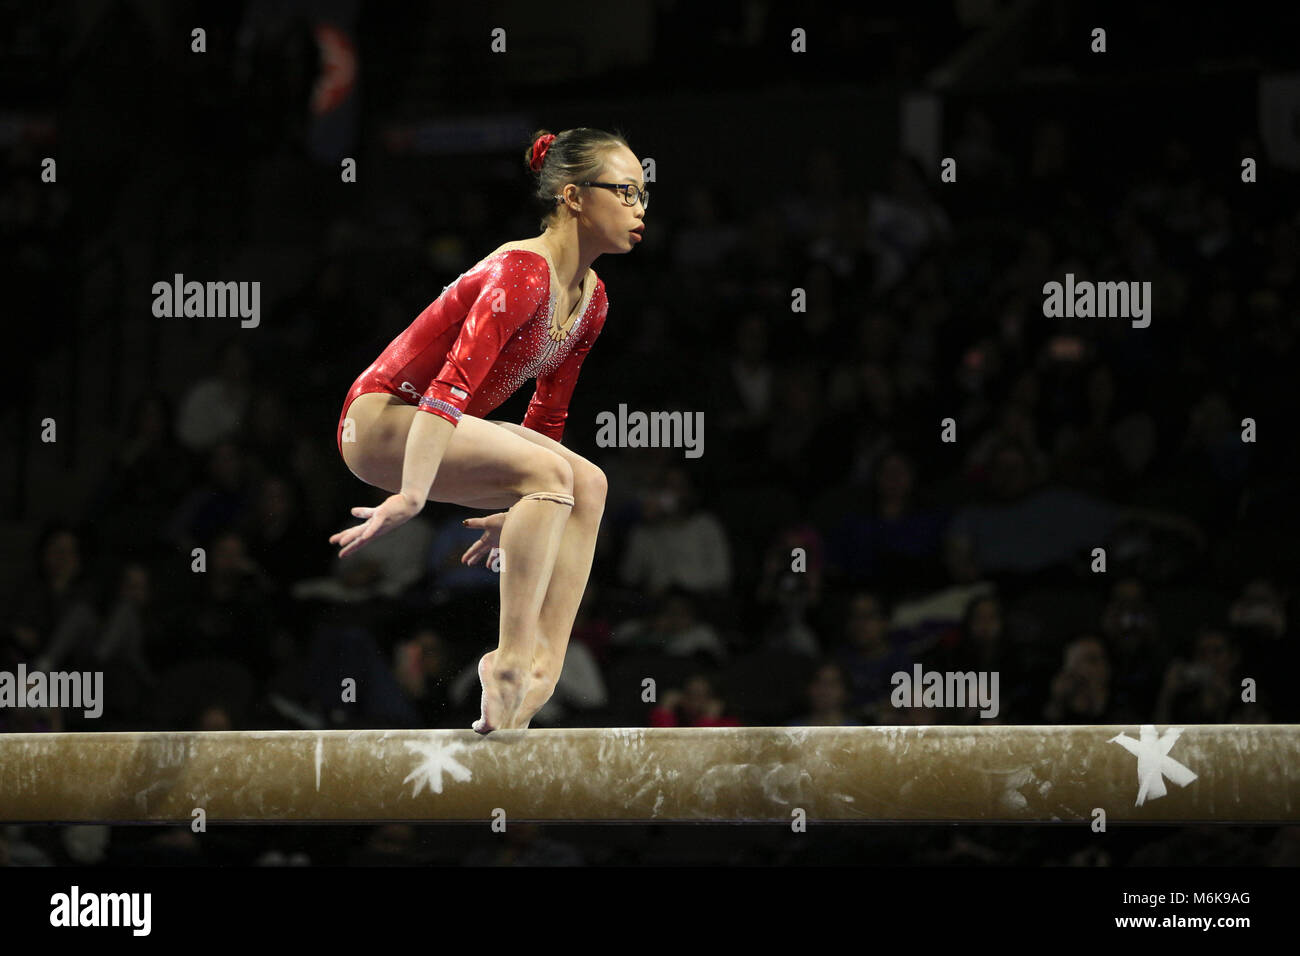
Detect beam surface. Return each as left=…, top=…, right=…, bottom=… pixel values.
left=1, top=725, right=1296, bottom=823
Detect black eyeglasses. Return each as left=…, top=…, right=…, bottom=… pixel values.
left=557, top=182, right=650, bottom=209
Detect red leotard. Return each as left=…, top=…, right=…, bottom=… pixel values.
left=336, top=245, right=608, bottom=457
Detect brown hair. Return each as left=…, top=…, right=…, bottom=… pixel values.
left=523, top=127, right=631, bottom=232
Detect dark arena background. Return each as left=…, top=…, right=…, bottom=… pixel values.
left=3, top=0, right=1300, bottom=938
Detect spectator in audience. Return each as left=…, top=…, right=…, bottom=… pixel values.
left=786, top=662, right=861, bottom=726
left=1043, top=635, right=1125, bottom=723
left=168, top=440, right=258, bottom=556
left=306, top=623, right=421, bottom=728
left=754, top=521, right=825, bottom=656
left=649, top=674, right=741, bottom=727
left=764, top=362, right=835, bottom=483
left=1227, top=577, right=1294, bottom=716
left=928, top=594, right=1033, bottom=723
left=1156, top=626, right=1252, bottom=724
left=171, top=529, right=277, bottom=668
left=153, top=658, right=254, bottom=732
left=716, top=313, right=774, bottom=471
left=946, top=439, right=1205, bottom=583
left=834, top=592, right=910, bottom=715
left=93, top=561, right=159, bottom=725
left=1099, top=577, right=1167, bottom=718
left=947, top=439, right=1112, bottom=581
left=964, top=401, right=1050, bottom=489
left=570, top=583, right=616, bottom=665
left=392, top=626, right=454, bottom=726
left=10, top=524, right=99, bottom=674
left=425, top=511, right=499, bottom=602
left=241, top=472, right=324, bottom=589
left=175, top=341, right=254, bottom=451
left=611, top=588, right=727, bottom=662
left=619, top=468, right=731, bottom=598
left=864, top=153, right=952, bottom=293
left=671, top=184, right=740, bottom=273
left=87, top=391, right=191, bottom=552
left=826, top=448, right=950, bottom=596
left=293, top=515, right=434, bottom=602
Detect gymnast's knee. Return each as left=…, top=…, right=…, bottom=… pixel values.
left=517, top=454, right=574, bottom=506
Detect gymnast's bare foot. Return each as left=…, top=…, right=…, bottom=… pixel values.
left=472, top=651, right=527, bottom=734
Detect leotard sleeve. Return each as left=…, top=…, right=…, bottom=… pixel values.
left=418, top=250, right=549, bottom=425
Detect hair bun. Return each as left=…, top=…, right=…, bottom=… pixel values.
left=529, top=133, right=557, bottom=172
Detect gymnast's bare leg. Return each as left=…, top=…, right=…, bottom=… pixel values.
left=461, top=420, right=607, bottom=728
left=332, top=394, right=573, bottom=731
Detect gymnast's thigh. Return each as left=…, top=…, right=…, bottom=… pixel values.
left=486, top=419, right=605, bottom=505
left=340, top=395, right=570, bottom=510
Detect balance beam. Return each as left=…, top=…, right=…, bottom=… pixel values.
left=1, top=725, right=1296, bottom=824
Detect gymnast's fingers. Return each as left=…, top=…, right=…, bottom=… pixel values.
left=337, top=518, right=377, bottom=556
left=338, top=532, right=369, bottom=558
left=329, top=525, right=359, bottom=546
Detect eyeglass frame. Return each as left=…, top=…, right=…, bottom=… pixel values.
left=554, top=182, right=649, bottom=209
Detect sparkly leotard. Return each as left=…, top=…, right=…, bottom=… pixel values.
left=336, top=244, right=607, bottom=455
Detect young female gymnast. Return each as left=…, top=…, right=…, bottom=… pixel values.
left=330, top=127, right=647, bottom=733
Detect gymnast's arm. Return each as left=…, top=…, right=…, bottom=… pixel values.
left=399, top=411, right=457, bottom=507
left=405, top=251, right=550, bottom=501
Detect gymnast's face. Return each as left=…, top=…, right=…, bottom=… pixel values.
left=582, top=146, right=646, bottom=253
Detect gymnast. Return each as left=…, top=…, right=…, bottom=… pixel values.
left=330, top=128, right=646, bottom=733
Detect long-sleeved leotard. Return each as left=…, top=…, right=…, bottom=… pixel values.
left=336, top=247, right=608, bottom=457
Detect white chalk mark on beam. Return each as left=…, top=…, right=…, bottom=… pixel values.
left=1109, top=724, right=1199, bottom=806
left=315, top=736, right=323, bottom=792
left=993, top=767, right=1032, bottom=812
left=403, top=738, right=472, bottom=798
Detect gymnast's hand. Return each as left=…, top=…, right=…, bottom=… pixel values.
left=330, top=493, right=424, bottom=558
left=460, top=512, right=508, bottom=566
